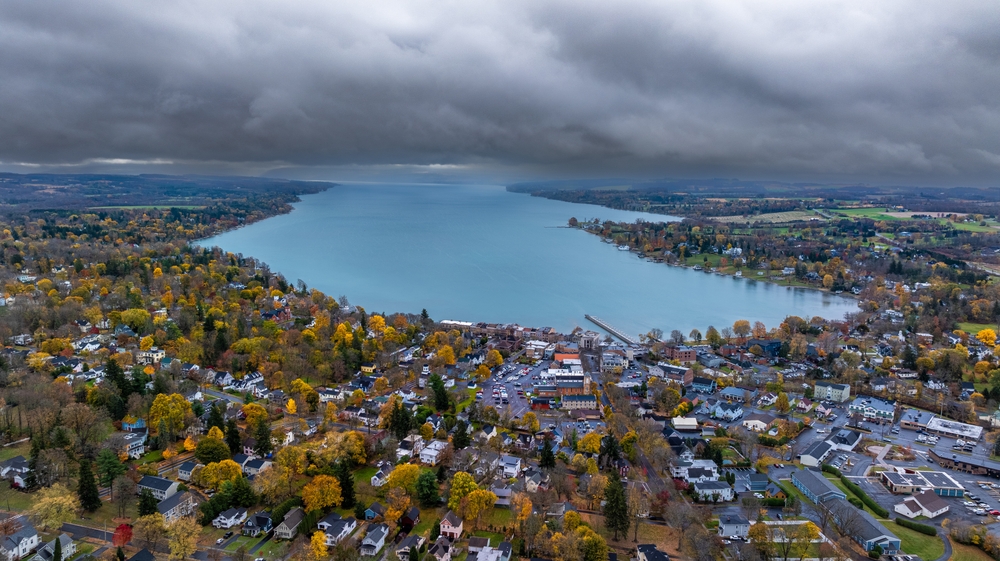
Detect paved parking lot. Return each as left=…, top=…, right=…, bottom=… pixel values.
left=479, top=360, right=547, bottom=418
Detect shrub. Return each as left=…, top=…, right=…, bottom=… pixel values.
left=841, top=476, right=889, bottom=517
left=895, top=518, right=937, bottom=536
left=821, top=464, right=842, bottom=477
left=848, top=497, right=864, bottom=509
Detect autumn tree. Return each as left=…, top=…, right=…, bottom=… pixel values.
left=166, top=516, right=199, bottom=560
left=310, top=531, right=327, bottom=561
left=386, top=464, right=421, bottom=494
left=384, top=487, right=411, bottom=533
left=484, top=350, right=503, bottom=369
left=195, top=437, right=231, bottom=464
left=733, top=319, right=751, bottom=342
left=149, top=393, right=192, bottom=440
left=464, top=489, right=497, bottom=530
left=447, top=472, right=478, bottom=511
left=287, top=398, right=298, bottom=415
left=29, top=483, right=80, bottom=530
left=133, top=514, right=167, bottom=550
left=577, top=432, right=602, bottom=454
left=241, top=403, right=269, bottom=427
left=302, top=475, right=343, bottom=513
left=521, top=412, right=540, bottom=433
left=775, top=392, right=790, bottom=414
left=113, top=524, right=133, bottom=548
left=200, top=460, right=243, bottom=490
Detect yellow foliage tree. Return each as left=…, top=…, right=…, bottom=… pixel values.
left=448, top=471, right=478, bottom=511
left=183, top=436, right=196, bottom=452
left=287, top=398, right=297, bottom=415
left=140, top=336, right=154, bottom=351
left=977, top=329, right=997, bottom=348
left=384, top=486, right=411, bottom=532
left=374, top=377, right=389, bottom=394
left=485, top=349, right=504, bottom=368
left=309, top=531, right=327, bottom=561
left=386, top=464, right=421, bottom=494
left=464, top=489, right=498, bottom=530
left=201, top=460, right=242, bottom=490
left=207, top=426, right=225, bottom=441
left=521, top=412, right=540, bottom=432
left=166, top=516, right=199, bottom=560
left=419, top=423, right=434, bottom=440
left=576, top=432, right=602, bottom=454
left=28, top=483, right=80, bottom=530
left=302, top=475, right=343, bottom=513
left=149, top=393, right=192, bottom=437
left=242, top=403, right=268, bottom=427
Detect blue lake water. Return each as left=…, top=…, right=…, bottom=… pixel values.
left=201, top=183, right=857, bottom=338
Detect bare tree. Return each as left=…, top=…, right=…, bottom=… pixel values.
left=741, top=496, right=763, bottom=522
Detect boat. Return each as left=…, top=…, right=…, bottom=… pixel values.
left=617, top=245, right=630, bottom=251
left=734, top=271, right=743, bottom=278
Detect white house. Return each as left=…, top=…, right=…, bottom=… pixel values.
left=371, top=466, right=390, bottom=487
left=718, top=514, right=750, bottom=539
left=28, top=534, right=73, bottom=561
left=419, top=440, right=449, bottom=466
left=894, top=491, right=949, bottom=519
left=713, top=402, right=743, bottom=422
left=693, top=481, right=734, bottom=502
left=138, top=475, right=178, bottom=500
left=318, top=513, right=357, bottom=546
left=213, top=508, right=248, bottom=529
left=361, top=524, right=389, bottom=556
left=742, top=414, right=776, bottom=432
left=501, top=455, right=522, bottom=477
left=0, top=518, right=38, bottom=561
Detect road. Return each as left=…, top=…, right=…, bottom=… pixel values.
left=204, top=388, right=244, bottom=405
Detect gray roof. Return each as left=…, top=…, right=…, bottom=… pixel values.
left=830, top=430, right=861, bottom=447
left=694, top=481, right=731, bottom=490
left=2, top=517, right=36, bottom=550
left=637, top=544, right=670, bottom=561
left=801, top=440, right=832, bottom=460
left=792, top=469, right=844, bottom=500
left=138, top=475, right=175, bottom=492
left=364, top=523, right=388, bottom=545
left=279, top=507, right=305, bottom=529
left=157, top=491, right=191, bottom=514
left=719, top=514, right=750, bottom=526
left=443, top=510, right=462, bottom=527
left=826, top=497, right=898, bottom=543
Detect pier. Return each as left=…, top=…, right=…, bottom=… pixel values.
left=584, top=314, right=638, bottom=346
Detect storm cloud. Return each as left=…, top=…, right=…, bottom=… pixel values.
left=1, top=0, right=999, bottom=184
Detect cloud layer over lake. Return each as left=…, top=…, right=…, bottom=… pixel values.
left=2, top=0, right=999, bottom=183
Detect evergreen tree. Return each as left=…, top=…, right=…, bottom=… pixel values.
left=354, top=503, right=366, bottom=521
left=24, top=439, right=40, bottom=490
left=599, top=434, right=620, bottom=468
left=52, top=536, right=62, bottom=561
left=138, top=489, right=158, bottom=516
left=96, top=448, right=126, bottom=488
left=409, top=545, right=420, bottom=561
left=539, top=439, right=556, bottom=469
left=78, top=459, right=102, bottom=512
left=436, top=464, right=447, bottom=483
left=429, top=519, right=440, bottom=541
left=253, top=419, right=273, bottom=456
left=429, top=374, right=449, bottom=411
left=335, top=461, right=356, bottom=509
left=390, top=401, right=412, bottom=441
left=208, top=403, right=225, bottom=432
left=116, top=548, right=125, bottom=561
left=416, top=469, right=440, bottom=507
left=602, top=472, right=630, bottom=541
left=224, top=477, right=257, bottom=507
left=452, top=421, right=469, bottom=450
left=225, top=418, right=242, bottom=454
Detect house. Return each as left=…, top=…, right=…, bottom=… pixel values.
left=371, top=466, right=390, bottom=487
left=492, top=482, right=512, bottom=507
left=825, top=498, right=900, bottom=553
left=746, top=474, right=769, bottom=493
left=231, top=454, right=252, bottom=471
left=121, top=431, right=147, bottom=459
left=441, top=510, right=463, bottom=539
left=799, top=440, right=833, bottom=467
left=501, top=455, right=521, bottom=477
left=396, top=536, right=426, bottom=559
left=158, top=491, right=197, bottom=523
left=420, top=440, right=449, bottom=466
left=894, top=490, right=949, bottom=520
left=361, top=524, right=389, bottom=556
left=718, top=514, right=750, bottom=538
left=659, top=364, right=693, bottom=386
left=480, top=425, right=498, bottom=440
left=243, top=511, right=273, bottom=537
left=814, top=382, right=851, bottom=402
left=126, top=550, right=156, bottom=561
left=400, top=507, right=420, bottom=531
left=636, top=544, right=670, bottom=561
left=713, top=402, right=743, bottom=422
left=365, top=502, right=386, bottom=520
left=791, top=469, right=846, bottom=503
left=138, top=475, right=179, bottom=500
left=765, top=483, right=787, bottom=499
left=468, top=538, right=490, bottom=553
left=177, top=461, right=200, bottom=481
left=694, top=481, right=733, bottom=501
left=397, top=435, right=425, bottom=460
left=0, top=518, right=39, bottom=561
left=742, top=413, right=776, bottom=432
left=244, top=459, right=272, bottom=476
left=0, top=457, right=29, bottom=481
left=692, top=377, right=717, bottom=393
left=796, top=398, right=813, bottom=413
left=318, top=513, right=357, bottom=546
left=827, top=429, right=862, bottom=452
left=213, top=508, right=248, bottom=529
left=720, top=386, right=756, bottom=403
left=275, top=507, right=305, bottom=540
left=427, top=537, right=453, bottom=561
left=28, top=534, right=74, bottom=561
left=524, top=470, right=546, bottom=493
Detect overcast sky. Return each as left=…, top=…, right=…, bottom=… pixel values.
left=2, top=0, right=999, bottom=185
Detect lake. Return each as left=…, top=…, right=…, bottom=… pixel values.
left=201, top=183, right=857, bottom=338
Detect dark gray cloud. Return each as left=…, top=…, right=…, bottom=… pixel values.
left=1, top=0, right=999, bottom=184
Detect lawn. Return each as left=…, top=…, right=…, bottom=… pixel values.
left=957, top=323, right=997, bottom=335
left=0, top=442, right=30, bottom=462
left=224, top=536, right=256, bottom=552
left=412, top=507, right=445, bottom=537
left=950, top=542, right=995, bottom=561
left=472, top=530, right=505, bottom=545
left=354, top=466, right=378, bottom=482
left=253, top=538, right=288, bottom=559
left=0, top=483, right=34, bottom=512
left=889, top=522, right=944, bottom=560
left=822, top=475, right=883, bottom=518
left=138, top=450, right=164, bottom=465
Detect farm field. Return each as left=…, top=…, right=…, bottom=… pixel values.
left=710, top=210, right=823, bottom=224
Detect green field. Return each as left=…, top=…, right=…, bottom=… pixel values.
left=957, top=323, right=997, bottom=335
left=0, top=442, right=30, bottom=462
left=889, top=521, right=944, bottom=560
left=89, top=205, right=206, bottom=210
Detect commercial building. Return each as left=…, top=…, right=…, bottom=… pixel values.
left=925, top=417, right=983, bottom=442
left=848, top=397, right=896, bottom=424
left=791, top=469, right=846, bottom=504
left=879, top=470, right=965, bottom=497
left=814, top=381, right=851, bottom=403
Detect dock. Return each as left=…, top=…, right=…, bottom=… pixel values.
left=584, top=314, right=638, bottom=346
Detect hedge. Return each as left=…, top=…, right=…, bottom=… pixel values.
left=848, top=497, right=864, bottom=509
left=841, top=476, right=889, bottom=517
left=822, top=464, right=842, bottom=477
left=895, top=518, right=937, bottom=536
left=762, top=498, right=787, bottom=507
